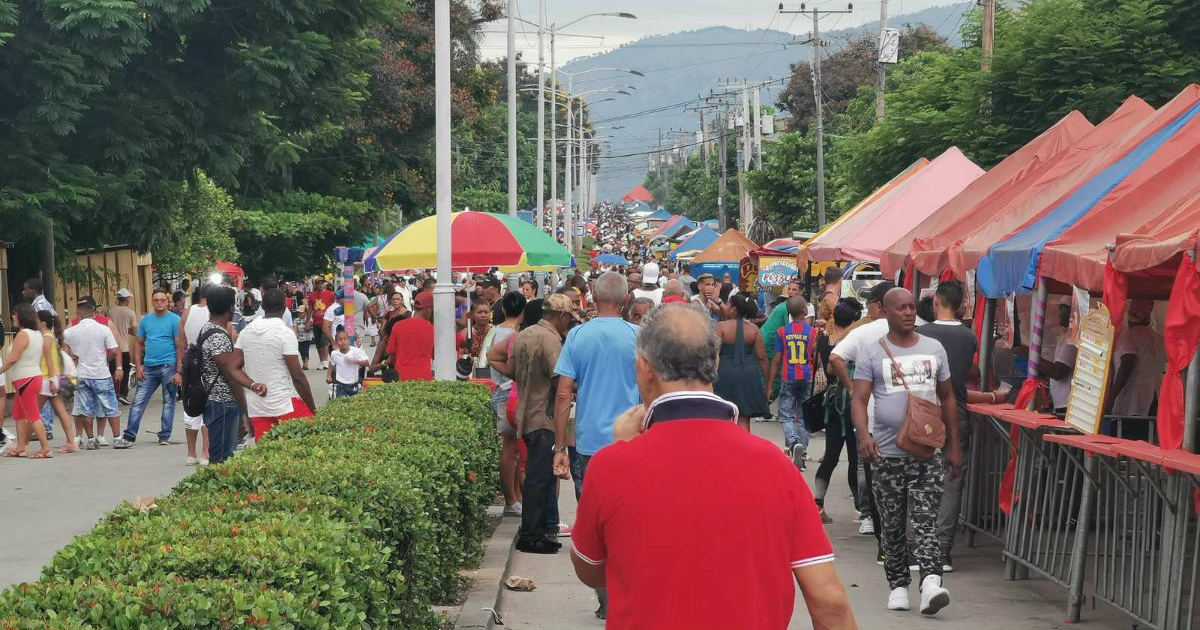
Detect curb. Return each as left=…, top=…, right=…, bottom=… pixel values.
left=454, top=510, right=520, bottom=630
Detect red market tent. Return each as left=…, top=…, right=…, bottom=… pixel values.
left=944, top=95, right=1157, bottom=280
left=800, top=146, right=984, bottom=266
left=1103, top=194, right=1200, bottom=451
left=1039, top=112, right=1200, bottom=294
left=622, top=185, right=654, bottom=204
left=881, top=110, right=1093, bottom=278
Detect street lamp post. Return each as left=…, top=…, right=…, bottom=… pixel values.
left=506, top=0, right=517, bottom=218
left=433, top=0, right=454, bottom=380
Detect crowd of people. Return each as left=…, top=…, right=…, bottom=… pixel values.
left=0, top=202, right=1170, bottom=629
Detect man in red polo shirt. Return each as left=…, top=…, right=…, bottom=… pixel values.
left=570, top=304, right=857, bottom=630
left=386, top=290, right=434, bottom=381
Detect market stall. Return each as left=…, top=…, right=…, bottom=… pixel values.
left=688, top=229, right=758, bottom=281
left=880, top=110, right=1093, bottom=279
left=667, top=226, right=719, bottom=261
left=800, top=147, right=984, bottom=266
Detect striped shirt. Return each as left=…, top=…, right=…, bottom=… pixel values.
left=774, top=322, right=815, bottom=381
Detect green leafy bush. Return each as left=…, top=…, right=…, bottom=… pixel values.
left=40, top=509, right=399, bottom=628
left=0, top=578, right=328, bottom=630
left=0, top=381, right=498, bottom=630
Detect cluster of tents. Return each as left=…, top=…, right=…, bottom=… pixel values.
left=797, top=84, right=1200, bottom=447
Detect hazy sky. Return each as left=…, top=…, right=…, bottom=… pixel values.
left=478, top=0, right=956, bottom=64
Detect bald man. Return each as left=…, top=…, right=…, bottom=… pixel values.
left=851, top=288, right=959, bottom=616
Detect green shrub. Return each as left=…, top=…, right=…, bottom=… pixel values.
left=40, top=509, right=399, bottom=628
left=174, top=438, right=439, bottom=627
left=0, top=578, right=328, bottom=629
left=1, top=381, right=498, bottom=630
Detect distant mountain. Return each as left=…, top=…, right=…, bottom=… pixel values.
left=562, top=4, right=969, bottom=201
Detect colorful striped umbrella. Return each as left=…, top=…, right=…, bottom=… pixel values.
left=365, top=211, right=572, bottom=272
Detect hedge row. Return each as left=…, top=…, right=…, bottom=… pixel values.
left=0, top=381, right=500, bottom=629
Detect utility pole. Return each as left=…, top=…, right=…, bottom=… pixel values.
left=779, top=2, right=852, bottom=227
left=875, top=0, right=887, bottom=119
left=981, top=0, right=995, bottom=71
left=549, top=29, right=558, bottom=240
left=565, top=93, right=573, bottom=254
left=700, top=110, right=708, bottom=174
left=753, top=86, right=763, bottom=170
left=740, top=83, right=750, bottom=231
left=433, top=0, right=454, bottom=380
left=718, top=97, right=729, bottom=231
left=506, top=0, right=517, bottom=217
left=535, top=0, right=546, bottom=230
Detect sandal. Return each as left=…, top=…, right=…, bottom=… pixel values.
left=30, top=451, right=53, bottom=459
left=4, top=450, right=26, bottom=458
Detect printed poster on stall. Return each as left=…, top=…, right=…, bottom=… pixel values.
left=1064, top=304, right=1115, bottom=435
left=755, top=256, right=798, bottom=290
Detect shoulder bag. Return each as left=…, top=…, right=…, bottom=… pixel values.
left=877, top=338, right=945, bottom=460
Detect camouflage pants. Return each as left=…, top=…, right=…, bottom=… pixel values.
left=872, top=456, right=945, bottom=588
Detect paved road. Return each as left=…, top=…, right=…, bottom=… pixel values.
left=498, top=421, right=1133, bottom=630
left=0, top=363, right=335, bottom=589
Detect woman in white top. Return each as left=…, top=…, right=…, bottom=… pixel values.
left=0, top=304, right=58, bottom=458
left=178, top=286, right=211, bottom=465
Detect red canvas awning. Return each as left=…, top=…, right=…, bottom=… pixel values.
left=1040, top=112, right=1200, bottom=293
left=944, top=95, right=1159, bottom=280
left=801, top=147, right=983, bottom=266
left=216, top=261, right=244, bottom=277
left=880, top=110, right=1093, bottom=277
left=622, top=185, right=654, bottom=204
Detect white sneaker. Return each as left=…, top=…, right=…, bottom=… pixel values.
left=503, top=502, right=523, bottom=517
left=859, top=517, right=875, bottom=535
left=85, top=438, right=99, bottom=451
left=186, top=456, right=198, bottom=466
left=887, top=587, right=910, bottom=611
left=200, top=459, right=210, bottom=467
left=919, top=575, right=950, bottom=615
left=96, top=436, right=110, bottom=447
left=74, top=436, right=83, bottom=448
left=320, top=361, right=329, bottom=370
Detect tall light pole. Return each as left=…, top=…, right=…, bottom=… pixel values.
left=506, top=0, right=517, bottom=217
left=512, top=11, right=637, bottom=233
left=550, top=29, right=558, bottom=239
left=433, top=0, right=454, bottom=380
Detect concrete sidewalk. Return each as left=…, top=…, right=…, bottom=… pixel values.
left=0, top=365, right=332, bottom=588
left=497, top=422, right=1131, bottom=629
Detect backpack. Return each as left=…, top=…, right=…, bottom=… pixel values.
left=181, top=327, right=225, bottom=417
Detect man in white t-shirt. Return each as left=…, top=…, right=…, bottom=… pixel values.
left=234, top=288, right=317, bottom=440
left=1037, top=304, right=1077, bottom=413
left=1110, top=300, right=1165, bottom=418
left=63, top=299, right=120, bottom=450
left=828, top=281, right=895, bottom=538
left=631, top=262, right=664, bottom=306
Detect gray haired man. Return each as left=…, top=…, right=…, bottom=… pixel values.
left=569, top=305, right=856, bottom=629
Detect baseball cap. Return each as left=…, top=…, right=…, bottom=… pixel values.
left=413, top=291, right=434, bottom=309
left=116, top=288, right=133, bottom=298
left=867, top=281, right=897, bottom=304
left=642, top=262, right=661, bottom=284
left=544, top=293, right=575, bottom=314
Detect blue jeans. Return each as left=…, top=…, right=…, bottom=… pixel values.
left=777, top=379, right=811, bottom=452
left=567, top=447, right=593, bottom=501
left=204, top=399, right=242, bottom=464
left=334, top=382, right=360, bottom=398
left=41, top=401, right=55, bottom=433
left=123, top=364, right=178, bottom=441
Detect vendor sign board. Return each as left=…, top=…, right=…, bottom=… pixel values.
left=1064, top=304, right=1115, bottom=434
left=756, top=255, right=799, bottom=290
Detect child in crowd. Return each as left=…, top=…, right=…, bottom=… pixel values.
left=326, top=331, right=369, bottom=398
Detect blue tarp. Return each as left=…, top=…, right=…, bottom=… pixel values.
left=517, top=210, right=535, bottom=224
left=690, top=262, right=740, bottom=282
left=645, top=209, right=672, bottom=221
left=658, top=217, right=697, bottom=241
left=976, top=101, right=1200, bottom=298
left=668, top=226, right=720, bottom=260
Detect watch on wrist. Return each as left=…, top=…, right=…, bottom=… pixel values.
left=552, top=445, right=568, bottom=453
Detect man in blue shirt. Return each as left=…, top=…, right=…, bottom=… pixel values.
left=115, top=289, right=184, bottom=448
left=551, top=271, right=641, bottom=620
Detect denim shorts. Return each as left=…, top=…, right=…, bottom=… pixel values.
left=72, top=377, right=119, bottom=419
left=492, top=386, right=516, bottom=437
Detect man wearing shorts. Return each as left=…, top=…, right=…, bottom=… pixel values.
left=63, top=299, right=120, bottom=450
left=234, top=288, right=317, bottom=439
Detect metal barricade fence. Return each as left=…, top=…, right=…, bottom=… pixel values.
left=1003, top=421, right=1086, bottom=585
left=1090, top=448, right=1171, bottom=629
left=962, top=411, right=1012, bottom=547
